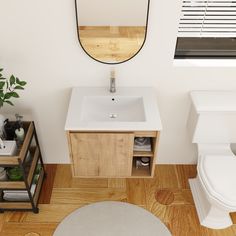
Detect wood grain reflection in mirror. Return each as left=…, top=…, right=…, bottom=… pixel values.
left=75, top=0, right=150, bottom=64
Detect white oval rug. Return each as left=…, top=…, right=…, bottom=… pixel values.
left=53, top=201, right=172, bottom=236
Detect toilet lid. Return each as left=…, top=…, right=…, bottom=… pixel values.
left=199, top=154, right=236, bottom=208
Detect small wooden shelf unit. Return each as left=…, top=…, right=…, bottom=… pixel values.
left=0, top=122, right=45, bottom=213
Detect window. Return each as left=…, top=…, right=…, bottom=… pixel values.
left=175, top=0, right=236, bottom=58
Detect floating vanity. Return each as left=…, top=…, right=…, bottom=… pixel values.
left=65, top=87, right=162, bottom=178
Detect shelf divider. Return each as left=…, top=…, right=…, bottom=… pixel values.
left=133, top=150, right=154, bottom=157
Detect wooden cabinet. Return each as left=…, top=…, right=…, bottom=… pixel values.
left=0, top=122, right=45, bottom=213
left=67, top=131, right=160, bottom=178
left=69, top=133, right=134, bottom=177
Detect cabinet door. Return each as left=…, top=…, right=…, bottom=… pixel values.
left=70, top=133, right=134, bottom=177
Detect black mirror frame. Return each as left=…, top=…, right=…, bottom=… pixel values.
left=75, top=0, right=150, bottom=65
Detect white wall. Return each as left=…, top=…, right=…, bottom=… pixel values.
left=1, top=0, right=236, bottom=164
left=77, top=0, right=147, bottom=26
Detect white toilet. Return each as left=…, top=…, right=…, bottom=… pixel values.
left=187, top=91, right=236, bottom=229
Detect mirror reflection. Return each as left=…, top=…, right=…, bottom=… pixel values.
left=75, top=0, right=150, bottom=64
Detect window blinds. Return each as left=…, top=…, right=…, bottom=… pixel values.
left=178, top=0, right=236, bottom=37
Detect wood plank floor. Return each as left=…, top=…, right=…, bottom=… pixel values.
left=1, top=164, right=236, bottom=236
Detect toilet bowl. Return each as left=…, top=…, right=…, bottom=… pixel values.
left=187, top=91, right=236, bottom=229
left=190, top=144, right=236, bottom=229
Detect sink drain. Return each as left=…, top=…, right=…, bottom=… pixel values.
left=109, top=113, right=117, bottom=119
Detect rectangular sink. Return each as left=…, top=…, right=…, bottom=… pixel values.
left=80, top=96, right=146, bottom=122
left=65, top=87, right=162, bottom=131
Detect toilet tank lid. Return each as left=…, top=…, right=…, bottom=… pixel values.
left=190, top=91, right=236, bottom=112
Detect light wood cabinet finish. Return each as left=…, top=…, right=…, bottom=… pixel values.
left=67, top=131, right=160, bottom=178
left=69, top=132, right=134, bottom=177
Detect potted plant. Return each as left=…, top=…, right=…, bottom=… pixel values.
left=0, top=68, right=27, bottom=107
left=0, top=68, right=27, bottom=138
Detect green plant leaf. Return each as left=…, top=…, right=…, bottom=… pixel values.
left=0, top=77, right=6, bottom=80
left=0, top=81, right=5, bottom=89
left=14, top=85, right=24, bottom=90
left=0, top=100, right=3, bottom=107
left=0, top=69, right=3, bottom=72
left=0, top=91, right=4, bottom=98
left=4, top=92, right=20, bottom=99
left=4, top=92, right=12, bottom=99
left=16, top=77, right=21, bottom=85
left=18, top=81, right=27, bottom=86
left=5, top=100, right=14, bottom=106
left=11, top=92, right=19, bottom=98
left=16, top=78, right=26, bottom=87
left=10, top=75, right=15, bottom=86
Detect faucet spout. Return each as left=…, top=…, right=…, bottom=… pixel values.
left=110, top=68, right=116, bottom=93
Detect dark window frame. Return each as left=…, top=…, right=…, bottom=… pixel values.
left=175, top=37, right=236, bottom=59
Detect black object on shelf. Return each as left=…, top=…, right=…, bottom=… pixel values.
left=4, top=119, right=16, bottom=140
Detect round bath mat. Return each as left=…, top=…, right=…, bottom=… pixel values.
left=53, top=201, right=172, bottom=236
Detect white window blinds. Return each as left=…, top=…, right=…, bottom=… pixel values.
left=178, top=0, right=236, bottom=37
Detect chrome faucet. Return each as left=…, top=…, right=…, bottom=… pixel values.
left=110, top=68, right=116, bottom=93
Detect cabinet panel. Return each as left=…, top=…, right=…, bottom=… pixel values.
left=70, top=133, right=134, bottom=177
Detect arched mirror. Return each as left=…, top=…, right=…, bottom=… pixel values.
left=75, top=0, right=150, bottom=64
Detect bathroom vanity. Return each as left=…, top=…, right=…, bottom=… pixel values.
left=65, top=87, right=162, bottom=178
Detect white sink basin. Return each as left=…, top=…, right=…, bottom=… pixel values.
left=81, top=96, right=146, bottom=122
left=65, top=87, right=162, bottom=131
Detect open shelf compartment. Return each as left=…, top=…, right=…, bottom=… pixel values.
left=131, top=156, right=151, bottom=177
left=131, top=131, right=160, bottom=178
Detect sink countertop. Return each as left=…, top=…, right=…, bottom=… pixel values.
left=65, top=87, right=162, bottom=131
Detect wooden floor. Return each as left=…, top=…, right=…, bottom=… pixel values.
left=79, top=26, right=145, bottom=63
left=1, top=164, right=236, bottom=236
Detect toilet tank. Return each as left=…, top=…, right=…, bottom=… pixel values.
left=187, top=91, right=236, bottom=144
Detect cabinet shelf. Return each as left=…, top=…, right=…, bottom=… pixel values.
left=0, top=181, right=26, bottom=189
left=0, top=121, right=45, bottom=213
left=133, top=151, right=154, bottom=157
left=0, top=202, right=33, bottom=210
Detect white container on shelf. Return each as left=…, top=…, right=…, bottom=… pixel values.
left=0, top=140, right=17, bottom=156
